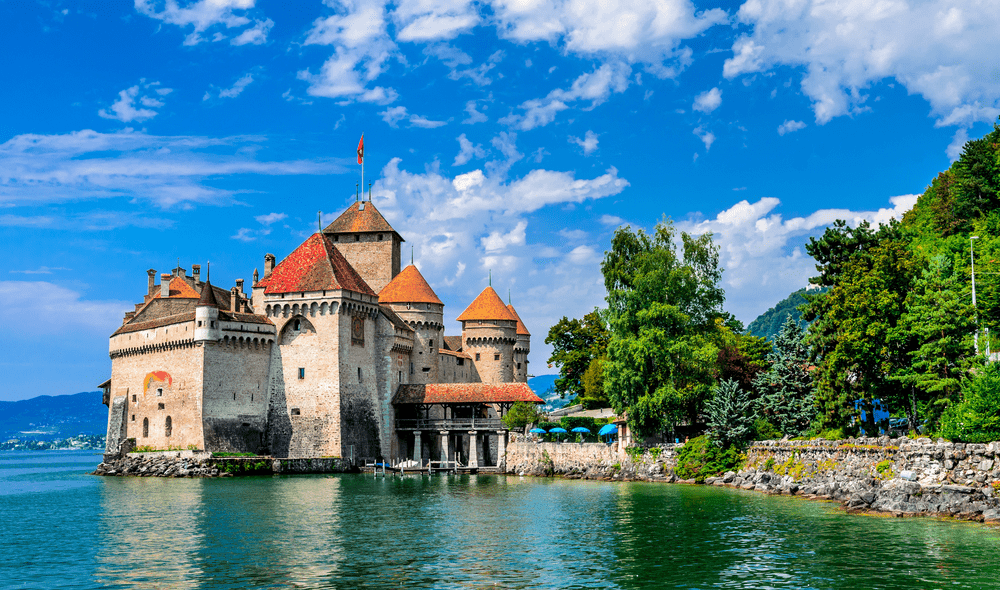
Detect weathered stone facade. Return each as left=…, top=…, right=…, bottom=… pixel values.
left=102, top=200, right=531, bottom=464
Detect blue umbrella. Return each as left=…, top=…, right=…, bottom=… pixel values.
left=598, top=424, right=618, bottom=436
left=529, top=427, right=546, bottom=434
left=571, top=427, right=591, bottom=433
left=548, top=427, right=568, bottom=434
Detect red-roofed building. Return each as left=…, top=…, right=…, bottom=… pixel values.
left=102, top=197, right=533, bottom=472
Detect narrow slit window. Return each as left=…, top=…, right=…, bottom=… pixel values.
left=298, top=367, right=305, bottom=379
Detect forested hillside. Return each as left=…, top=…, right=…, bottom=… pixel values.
left=746, top=288, right=825, bottom=341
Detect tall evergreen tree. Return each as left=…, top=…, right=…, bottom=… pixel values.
left=705, top=379, right=757, bottom=447
left=753, top=315, right=816, bottom=437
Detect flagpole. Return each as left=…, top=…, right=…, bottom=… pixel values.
left=361, top=132, right=364, bottom=203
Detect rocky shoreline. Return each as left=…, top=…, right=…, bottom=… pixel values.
left=504, top=437, right=1000, bottom=524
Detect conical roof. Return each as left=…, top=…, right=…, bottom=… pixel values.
left=379, top=265, right=443, bottom=304
left=264, top=233, right=376, bottom=295
left=506, top=304, right=531, bottom=336
left=323, top=201, right=402, bottom=238
left=456, top=286, right=518, bottom=322
left=198, top=280, right=221, bottom=308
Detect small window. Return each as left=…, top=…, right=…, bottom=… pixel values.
left=142, top=418, right=149, bottom=438
left=334, top=235, right=339, bottom=241
left=410, top=362, right=414, bottom=375
left=422, top=367, right=430, bottom=373
left=132, top=394, right=136, bottom=402
left=358, top=367, right=362, bottom=382
left=378, top=234, right=383, bottom=241
left=457, top=358, right=464, bottom=366
left=494, top=354, right=500, bottom=361
left=211, top=321, right=216, bottom=328
left=157, top=388, right=163, bottom=397
left=158, top=403, right=165, bottom=410
left=291, top=408, right=301, bottom=416
left=298, top=368, right=305, bottom=379
left=294, top=319, right=301, bottom=331
left=165, top=416, right=172, bottom=437
left=517, top=363, right=522, bottom=369
left=354, top=234, right=360, bottom=241
left=398, top=371, right=402, bottom=382
left=197, top=320, right=202, bottom=327
left=429, top=340, right=434, bottom=349
left=131, top=415, right=135, bottom=421
left=475, top=353, right=480, bottom=361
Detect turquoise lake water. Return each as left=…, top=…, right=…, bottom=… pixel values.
left=4, top=450, right=1000, bottom=589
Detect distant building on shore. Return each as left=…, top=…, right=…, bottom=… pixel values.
left=101, top=198, right=541, bottom=466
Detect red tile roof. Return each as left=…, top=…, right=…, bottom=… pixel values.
left=506, top=304, right=531, bottom=336
left=456, top=286, right=518, bottom=322
left=438, top=348, right=471, bottom=360
left=378, top=265, right=443, bottom=305
left=323, top=201, right=401, bottom=236
left=392, top=383, right=543, bottom=405
left=153, top=276, right=202, bottom=299
left=264, top=233, right=376, bottom=296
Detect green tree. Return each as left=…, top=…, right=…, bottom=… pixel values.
left=502, top=401, right=544, bottom=431
left=602, top=219, right=726, bottom=437
left=705, top=379, right=757, bottom=447
left=716, top=324, right=771, bottom=393
left=545, top=310, right=609, bottom=399
left=753, top=315, right=816, bottom=437
left=579, top=354, right=609, bottom=409
left=891, top=254, right=977, bottom=430
left=804, top=219, right=915, bottom=433
left=940, top=363, right=1000, bottom=443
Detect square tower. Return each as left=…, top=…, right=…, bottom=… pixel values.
left=323, top=201, right=403, bottom=294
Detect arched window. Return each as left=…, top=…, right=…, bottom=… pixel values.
left=142, top=417, right=149, bottom=438
left=165, top=416, right=172, bottom=437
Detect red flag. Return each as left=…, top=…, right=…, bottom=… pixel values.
left=357, top=134, right=364, bottom=164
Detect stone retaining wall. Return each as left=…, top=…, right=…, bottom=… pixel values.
left=505, top=436, right=1000, bottom=523
left=93, top=449, right=353, bottom=477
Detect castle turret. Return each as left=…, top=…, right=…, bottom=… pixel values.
left=322, top=201, right=403, bottom=293
left=194, top=280, right=222, bottom=342
left=506, top=303, right=531, bottom=383
left=457, top=286, right=518, bottom=383
left=379, top=265, right=444, bottom=383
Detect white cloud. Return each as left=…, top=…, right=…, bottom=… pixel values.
left=482, top=220, right=527, bottom=252
left=9, top=266, right=71, bottom=275
left=678, top=194, right=919, bottom=323
left=693, top=87, right=722, bottom=113
left=463, top=100, right=488, bottom=124
left=777, top=119, right=806, bottom=136
left=0, top=281, right=129, bottom=335
left=600, top=214, right=624, bottom=226
left=255, top=212, right=287, bottom=225
left=135, top=0, right=271, bottom=46
left=565, top=244, right=600, bottom=265
left=693, top=125, right=715, bottom=150
left=569, top=130, right=599, bottom=155
left=505, top=62, right=631, bottom=130
left=947, top=127, right=970, bottom=161
left=219, top=73, right=255, bottom=99
left=489, top=0, right=727, bottom=75
left=231, top=17, right=273, bottom=45
left=299, top=0, right=399, bottom=105
left=558, top=228, right=588, bottom=241
left=723, top=0, right=1000, bottom=127
left=98, top=81, right=171, bottom=123
left=453, top=134, right=487, bottom=166
left=232, top=227, right=256, bottom=242
left=0, top=129, right=343, bottom=208
left=392, top=0, right=481, bottom=42
left=379, top=106, right=446, bottom=128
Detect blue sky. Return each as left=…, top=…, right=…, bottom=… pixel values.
left=3, top=0, right=998, bottom=400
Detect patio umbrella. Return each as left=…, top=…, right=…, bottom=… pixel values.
left=598, top=424, right=618, bottom=436
left=529, top=428, right=546, bottom=434
left=548, top=427, right=568, bottom=433
left=571, top=427, right=591, bottom=434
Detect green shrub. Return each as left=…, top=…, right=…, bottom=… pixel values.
left=674, top=435, right=742, bottom=482
left=763, top=457, right=776, bottom=471
left=559, top=416, right=597, bottom=431
left=813, top=427, right=845, bottom=441
left=940, top=363, right=1000, bottom=443
left=753, top=418, right=783, bottom=441
left=626, top=446, right=644, bottom=463
left=502, top=401, right=544, bottom=431
left=876, top=459, right=894, bottom=475
left=212, top=452, right=256, bottom=458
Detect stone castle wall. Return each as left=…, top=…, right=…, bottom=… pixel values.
left=330, top=233, right=399, bottom=294
left=109, top=342, right=205, bottom=451
left=338, top=304, right=382, bottom=461
left=463, top=321, right=516, bottom=383
left=201, top=339, right=272, bottom=453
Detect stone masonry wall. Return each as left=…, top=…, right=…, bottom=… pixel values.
left=201, top=340, right=271, bottom=453
left=505, top=436, right=683, bottom=481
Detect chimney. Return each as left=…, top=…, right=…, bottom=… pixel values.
left=264, top=253, right=275, bottom=276
left=124, top=311, right=135, bottom=323
left=230, top=287, right=239, bottom=312
left=253, top=268, right=259, bottom=283
left=236, top=278, right=244, bottom=295
left=160, top=273, right=171, bottom=298
left=147, top=269, right=156, bottom=295
left=192, top=264, right=201, bottom=284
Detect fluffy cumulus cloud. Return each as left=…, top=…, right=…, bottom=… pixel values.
left=391, top=0, right=480, bottom=42
left=677, top=194, right=919, bottom=323
left=135, top=0, right=272, bottom=46
left=569, top=130, right=599, bottom=155
left=360, top=133, right=628, bottom=348
left=98, top=81, right=172, bottom=123
left=777, top=119, right=806, bottom=135
left=0, top=129, right=343, bottom=208
left=299, top=0, right=400, bottom=104
left=693, top=87, right=722, bottom=113
left=724, top=0, right=1000, bottom=127
left=453, top=133, right=487, bottom=165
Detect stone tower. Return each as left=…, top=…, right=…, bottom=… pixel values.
left=506, top=303, right=531, bottom=383
left=378, top=265, right=445, bottom=384
left=322, top=201, right=403, bottom=294
left=254, top=232, right=382, bottom=459
left=457, top=286, right=518, bottom=383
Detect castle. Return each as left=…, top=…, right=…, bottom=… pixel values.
left=101, top=199, right=541, bottom=467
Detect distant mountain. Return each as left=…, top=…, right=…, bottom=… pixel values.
left=746, top=287, right=827, bottom=342
left=0, top=391, right=107, bottom=441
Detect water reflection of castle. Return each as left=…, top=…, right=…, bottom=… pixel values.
left=101, top=199, right=542, bottom=465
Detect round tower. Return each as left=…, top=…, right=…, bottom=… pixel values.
left=379, top=265, right=444, bottom=384
left=194, top=280, right=222, bottom=343
left=506, top=303, right=531, bottom=383
left=457, top=286, right=518, bottom=383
